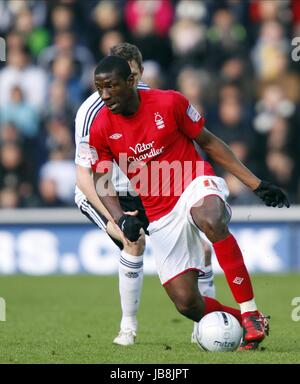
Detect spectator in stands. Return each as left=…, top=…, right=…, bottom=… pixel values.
left=169, top=18, right=206, bottom=59
left=211, top=94, right=253, bottom=152
left=125, top=0, right=174, bottom=69
left=125, top=0, right=174, bottom=37
left=210, top=93, right=257, bottom=177
left=49, top=53, right=84, bottom=107
left=0, top=122, right=22, bottom=145
left=218, top=56, right=254, bottom=102
left=253, top=84, right=296, bottom=135
left=175, top=0, right=208, bottom=25
left=176, top=66, right=211, bottom=113
left=98, top=30, right=124, bottom=59
left=14, top=6, right=50, bottom=57
left=0, top=186, right=20, bottom=208
left=49, top=3, right=74, bottom=34
left=265, top=150, right=297, bottom=202
left=206, top=6, right=248, bottom=68
left=5, top=30, right=26, bottom=52
left=42, top=80, right=76, bottom=127
left=38, top=30, right=94, bottom=91
left=0, top=141, right=36, bottom=207
left=43, top=117, right=74, bottom=160
left=39, top=147, right=76, bottom=206
left=251, top=21, right=289, bottom=81
left=142, top=60, right=164, bottom=89
left=88, top=0, right=127, bottom=57
left=0, top=0, right=47, bottom=34
left=0, top=46, right=48, bottom=111
left=0, top=85, right=39, bottom=139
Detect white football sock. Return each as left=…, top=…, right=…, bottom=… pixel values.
left=198, top=265, right=216, bottom=299
left=119, top=251, right=144, bottom=332
left=239, top=298, right=257, bottom=314
left=193, top=266, right=216, bottom=333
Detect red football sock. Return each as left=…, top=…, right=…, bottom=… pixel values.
left=203, top=296, right=242, bottom=325
left=213, top=234, right=254, bottom=304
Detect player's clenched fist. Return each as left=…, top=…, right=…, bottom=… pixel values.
left=253, top=180, right=290, bottom=208
left=118, top=214, right=144, bottom=242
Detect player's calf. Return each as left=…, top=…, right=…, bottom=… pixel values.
left=164, top=270, right=205, bottom=322
left=174, top=296, right=205, bottom=322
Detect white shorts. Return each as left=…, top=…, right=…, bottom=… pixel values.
left=148, top=176, right=231, bottom=285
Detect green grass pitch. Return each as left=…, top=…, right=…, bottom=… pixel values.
left=0, top=274, right=300, bottom=364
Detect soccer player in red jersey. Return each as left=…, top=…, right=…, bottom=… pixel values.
left=89, top=56, right=289, bottom=350
left=75, top=44, right=215, bottom=346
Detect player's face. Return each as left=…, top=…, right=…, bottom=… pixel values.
left=128, top=60, right=143, bottom=87
left=95, top=71, right=134, bottom=114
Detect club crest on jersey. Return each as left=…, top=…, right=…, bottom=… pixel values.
left=187, top=104, right=201, bottom=122
left=109, top=133, right=122, bottom=140
left=154, top=112, right=165, bottom=129
left=77, top=141, right=98, bottom=164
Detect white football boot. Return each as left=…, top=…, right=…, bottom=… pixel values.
left=191, top=322, right=198, bottom=344
left=113, top=329, right=137, bottom=346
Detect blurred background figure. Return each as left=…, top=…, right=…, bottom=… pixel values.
left=251, top=20, right=289, bottom=81
left=142, top=60, right=164, bottom=89
left=39, top=147, right=76, bottom=207
left=0, top=85, right=39, bottom=139
left=0, top=0, right=299, bottom=206
left=0, top=46, right=48, bottom=111
left=0, top=140, right=37, bottom=208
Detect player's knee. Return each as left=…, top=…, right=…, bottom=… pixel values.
left=194, top=211, right=228, bottom=240
left=124, top=233, right=145, bottom=256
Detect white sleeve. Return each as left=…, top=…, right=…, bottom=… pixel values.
left=74, top=92, right=103, bottom=168
left=75, top=133, right=91, bottom=168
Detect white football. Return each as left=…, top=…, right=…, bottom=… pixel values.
left=195, top=311, right=242, bottom=352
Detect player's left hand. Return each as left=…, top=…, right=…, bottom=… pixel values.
left=253, top=180, right=290, bottom=208
left=118, top=214, right=143, bottom=242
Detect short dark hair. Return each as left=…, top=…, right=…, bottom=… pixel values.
left=109, top=43, right=143, bottom=71
left=94, top=55, right=131, bottom=80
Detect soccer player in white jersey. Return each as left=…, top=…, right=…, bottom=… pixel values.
left=74, top=43, right=215, bottom=346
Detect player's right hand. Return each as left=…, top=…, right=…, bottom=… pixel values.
left=117, top=214, right=144, bottom=242
left=253, top=180, right=290, bottom=208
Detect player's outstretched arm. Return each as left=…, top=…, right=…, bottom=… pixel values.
left=195, top=128, right=290, bottom=208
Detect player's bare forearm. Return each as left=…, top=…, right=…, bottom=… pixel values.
left=195, top=128, right=261, bottom=190
left=93, top=171, right=124, bottom=222
left=76, top=165, right=116, bottom=223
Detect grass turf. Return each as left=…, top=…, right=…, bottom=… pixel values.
left=0, top=274, right=299, bottom=364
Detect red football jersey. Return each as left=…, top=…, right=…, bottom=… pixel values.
left=90, top=89, right=215, bottom=222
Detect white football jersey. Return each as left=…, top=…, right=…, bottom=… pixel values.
left=74, top=82, right=149, bottom=194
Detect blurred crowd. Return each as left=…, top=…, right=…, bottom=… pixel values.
left=0, top=0, right=300, bottom=208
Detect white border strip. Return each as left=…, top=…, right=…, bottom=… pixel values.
left=0, top=206, right=299, bottom=224
left=0, top=209, right=89, bottom=224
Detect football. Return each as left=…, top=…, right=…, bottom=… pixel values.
left=195, top=311, right=242, bottom=352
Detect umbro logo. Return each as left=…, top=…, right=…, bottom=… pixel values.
left=233, top=277, right=244, bottom=285
left=109, top=133, right=122, bottom=139
left=125, top=272, right=139, bottom=278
